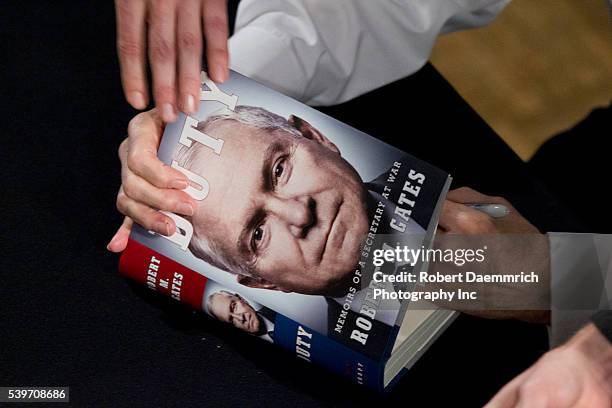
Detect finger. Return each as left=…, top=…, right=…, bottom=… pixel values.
left=116, top=187, right=176, bottom=236
left=447, top=186, right=505, bottom=205
left=202, top=0, right=229, bottom=82
left=107, top=217, right=134, bottom=252
left=177, top=0, right=204, bottom=114
left=148, top=0, right=179, bottom=122
left=115, top=0, right=149, bottom=109
left=122, top=171, right=195, bottom=216
left=439, top=200, right=495, bottom=233
left=125, top=110, right=189, bottom=189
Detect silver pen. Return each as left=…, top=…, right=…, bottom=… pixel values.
left=466, top=203, right=510, bottom=218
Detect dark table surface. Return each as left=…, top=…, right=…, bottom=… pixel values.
left=1, top=1, right=585, bottom=407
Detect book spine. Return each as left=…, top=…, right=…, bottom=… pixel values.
left=119, top=238, right=384, bottom=391
left=119, top=238, right=208, bottom=310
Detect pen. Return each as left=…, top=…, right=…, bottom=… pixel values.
left=466, top=203, right=510, bottom=218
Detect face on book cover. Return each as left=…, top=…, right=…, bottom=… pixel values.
left=208, top=291, right=262, bottom=334
left=184, top=108, right=370, bottom=296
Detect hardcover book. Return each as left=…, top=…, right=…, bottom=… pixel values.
left=119, top=70, right=456, bottom=392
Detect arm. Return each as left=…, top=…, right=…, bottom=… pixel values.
left=229, top=0, right=510, bottom=105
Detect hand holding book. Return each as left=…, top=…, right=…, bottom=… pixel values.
left=108, top=109, right=196, bottom=252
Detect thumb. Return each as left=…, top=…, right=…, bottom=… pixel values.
left=106, top=217, right=134, bottom=252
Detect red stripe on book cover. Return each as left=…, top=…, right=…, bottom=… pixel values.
left=119, top=238, right=207, bottom=310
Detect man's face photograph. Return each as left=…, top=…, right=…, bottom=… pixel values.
left=207, top=291, right=261, bottom=334
left=179, top=106, right=370, bottom=296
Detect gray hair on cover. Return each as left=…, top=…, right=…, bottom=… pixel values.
left=173, top=105, right=301, bottom=276
left=206, top=290, right=235, bottom=320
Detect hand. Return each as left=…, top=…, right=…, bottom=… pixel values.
left=485, top=323, right=612, bottom=407
left=431, top=187, right=550, bottom=323
left=107, top=109, right=196, bottom=252
left=115, top=0, right=229, bottom=121
left=440, top=187, right=539, bottom=235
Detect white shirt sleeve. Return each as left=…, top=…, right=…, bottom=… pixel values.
left=228, top=0, right=510, bottom=105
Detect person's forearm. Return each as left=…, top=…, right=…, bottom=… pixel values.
left=229, top=0, right=509, bottom=105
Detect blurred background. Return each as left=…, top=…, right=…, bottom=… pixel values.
left=431, top=0, right=611, bottom=160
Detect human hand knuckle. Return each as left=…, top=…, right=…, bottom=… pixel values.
left=179, top=31, right=200, bottom=51
left=150, top=35, right=174, bottom=61
left=128, top=112, right=147, bottom=134
left=205, top=15, right=227, bottom=34
left=116, top=192, right=128, bottom=212
left=121, top=179, right=137, bottom=198
left=126, top=148, right=141, bottom=171
left=455, top=211, right=477, bottom=230
left=117, top=38, right=143, bottom=58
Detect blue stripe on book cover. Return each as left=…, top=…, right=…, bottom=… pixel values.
left=273, top=314, right=384, bottom=391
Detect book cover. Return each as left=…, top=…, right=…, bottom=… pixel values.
left=119, top=70, right=451, bottom=391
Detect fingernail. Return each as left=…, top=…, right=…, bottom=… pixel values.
left=156, top=221, right=171, bottom=236
left=211, top=65, right=227, bottom=83
left=170, top=179, right=189, bottom=189
left=130, top=91, right=147, bottom=109
left=177, top=202, right=194, bottom=216
left=183, top=94, right=196, bottom=113
left=162, top=103, right=177, bottom=122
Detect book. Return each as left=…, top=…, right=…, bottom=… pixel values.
left=118, top=70, right=456, bottom=392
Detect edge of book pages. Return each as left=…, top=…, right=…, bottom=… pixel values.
left=384, top=175, right=456, bottom=387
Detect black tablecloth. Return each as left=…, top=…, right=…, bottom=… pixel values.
left=1, top=2, right=584, bottom=407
